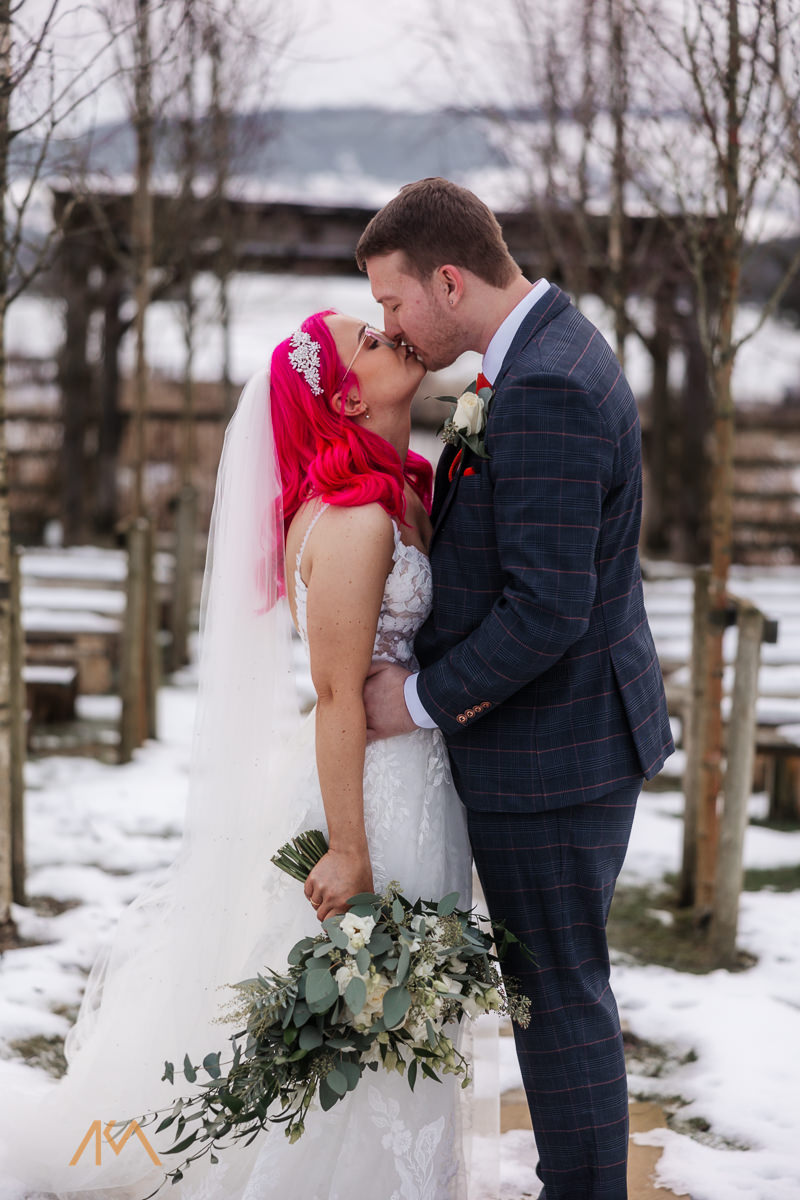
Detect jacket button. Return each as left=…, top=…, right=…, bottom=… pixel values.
left=457, top=714, right=467, bottom=725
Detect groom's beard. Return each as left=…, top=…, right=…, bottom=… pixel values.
left=404, top=307, right=470, bottom=374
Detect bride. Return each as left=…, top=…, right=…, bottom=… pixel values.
left=0, top=311, right=476, bottom=1199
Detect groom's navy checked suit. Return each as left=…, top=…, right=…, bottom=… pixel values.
left=414, top=284, right=673, bottom=1200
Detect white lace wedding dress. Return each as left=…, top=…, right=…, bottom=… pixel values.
left=0, top=509, right=475, bottom=1200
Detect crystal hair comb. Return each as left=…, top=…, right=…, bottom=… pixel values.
left=288, top=329, right=323, bottom=396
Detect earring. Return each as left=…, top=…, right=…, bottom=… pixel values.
left=363, top=407, right=371, bottom=420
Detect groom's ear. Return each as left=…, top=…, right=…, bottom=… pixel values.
left=433, top=264, right=465, bottom=308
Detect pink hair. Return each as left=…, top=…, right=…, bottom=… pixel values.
left=270, top=310, right=432, bottom=531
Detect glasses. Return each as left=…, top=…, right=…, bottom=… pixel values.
left=342, top=324, right=398, bottom=381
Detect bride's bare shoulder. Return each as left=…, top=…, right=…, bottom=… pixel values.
left=289, top=501, right=394, bottom=582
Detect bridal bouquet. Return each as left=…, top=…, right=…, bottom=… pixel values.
left=139, top=832, right=531, bottom=1192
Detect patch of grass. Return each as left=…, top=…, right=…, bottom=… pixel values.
left=9, top=1033, right=67, bottom=1078
left=750, top=815, right=800, bottom=833
left=28, top=894, right=82, bottom=918
left=608, top=883, right=755, bottom=973
left=742, top=864, right=800, bottom=892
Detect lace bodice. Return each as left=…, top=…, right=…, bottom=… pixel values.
left=294, top=506, right=432, bottom=670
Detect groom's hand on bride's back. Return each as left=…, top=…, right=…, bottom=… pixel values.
left=364, top=661, right=416, bottom=742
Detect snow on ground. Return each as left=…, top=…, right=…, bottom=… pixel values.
left=1, top=597, right=800, bottom=1197
left=617, top=787, right=800, bottom=1200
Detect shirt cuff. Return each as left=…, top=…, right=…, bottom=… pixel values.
left=403, top=672, right=439, bottom=730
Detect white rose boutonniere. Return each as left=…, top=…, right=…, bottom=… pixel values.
left=437, top=378, right=494, bottom=460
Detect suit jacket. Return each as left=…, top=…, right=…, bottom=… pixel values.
left=415, top=284, right=674, bottom=812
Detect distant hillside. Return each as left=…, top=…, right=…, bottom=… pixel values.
left=12, top=107, right=511, bottom=197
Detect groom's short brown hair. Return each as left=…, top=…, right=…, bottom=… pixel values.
left=355, top=177, right=518, bottom=288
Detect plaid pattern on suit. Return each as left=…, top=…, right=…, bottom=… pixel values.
left=413, top=284, right=674, bottom=1198
left=415, top=284, right=674, bottom=811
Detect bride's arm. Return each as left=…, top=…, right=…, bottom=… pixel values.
left=302, top=503, right=395, bottom=921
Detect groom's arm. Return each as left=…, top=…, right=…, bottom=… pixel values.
left=416, top=373, right=614, bottom=735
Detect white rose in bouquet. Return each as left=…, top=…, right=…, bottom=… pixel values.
left=339, top=912, right=376, bottom=953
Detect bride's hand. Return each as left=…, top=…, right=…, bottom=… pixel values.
left=304, top=847, right=374, bottom=922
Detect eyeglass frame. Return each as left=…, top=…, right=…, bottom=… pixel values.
left=341, top=324, right=398, bottom=385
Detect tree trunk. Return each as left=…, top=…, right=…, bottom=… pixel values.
left=607, top=0, right=628, bottom=368
left=131, top=0, right=153, bottom=521
left=0, top=0, right=16, bottom=935
left=96, top=270, right=125, bottom=538
left=208, top=23, right=236, bottom=419
left=9, top=547, right=25, bottom=904
left=680, top=566, right=711, bottom=907
left=643, top=281, right=675, bottom=553
left=58, top=247, right=92, bottom=543
left=695, top=0, right=742, bottom=919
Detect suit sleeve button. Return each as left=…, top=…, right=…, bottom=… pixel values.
left=457, top=714, right=467, bottom=725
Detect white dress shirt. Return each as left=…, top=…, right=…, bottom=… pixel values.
left=403, top=277, right=551, bottom=729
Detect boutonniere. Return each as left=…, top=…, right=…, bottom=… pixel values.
left=437, top=379, right=495, bottom=460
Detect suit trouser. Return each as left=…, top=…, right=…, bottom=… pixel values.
left=467, top=781, right=641, bottom=1200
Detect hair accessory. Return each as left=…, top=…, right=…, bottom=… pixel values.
left=288, top=329, right=324, bottom=396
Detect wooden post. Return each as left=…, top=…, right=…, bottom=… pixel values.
left=680, top=566, right=710, bottom=907
left=768, top=757, right=800, bottom=824
left=709, top=603, right=764, bottom=965
left=9, top=547, right=25, bottom=905
left=119, top=518, right=149, bottom=763
left=170, top=483, right=196, bottom=672
left=143, top=517, right=158, bottom=740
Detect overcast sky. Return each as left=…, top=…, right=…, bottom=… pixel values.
left=16, top=0, right=504, bottom=126
left=276, top=0, right=452, bottom=110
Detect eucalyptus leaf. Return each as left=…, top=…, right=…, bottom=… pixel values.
left=325, top=922, right=350, bottom=950
left=305, top=969, right=338, bottom=1013
left=382, top=985, right=411, bottom=1030
left=340, top=1060, right=362, bottom=1090
left=318, top=1077, right=339, bottom=1112
left=166, top=1129, right=198, bottom=1155
left=356, top=947, right=371, bottom=974
left=287, top=937, right=315, bottom=966
left=326, top=1067, right=348, bottom=1097
left=344, top=975, right=367, bottom=1014
left=183, top=1054, right=197, bottom=1084
left=298, top=1024, right=323, bottom=1050
left=366, top=932, right=393, bottom=955
left=392, top=898, right=404, bottom=924
left=202, top=1052, right=221, bottom=1080
left=437, top=892, right=460, bottom=917
left=396, top=943, right=410, bottom=985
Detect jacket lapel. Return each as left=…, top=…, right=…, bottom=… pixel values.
left=429, top=284, right=570, bottom=546
left=430, top=448, right=464, bottom=540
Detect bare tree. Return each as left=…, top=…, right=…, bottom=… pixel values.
left=0, top=0, right=128, bottom=933
left=631, top=0, right=800, bottom=919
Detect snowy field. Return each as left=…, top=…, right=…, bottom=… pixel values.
left=0, top=582, right=799, bottom=1198
left=6, top=274, right=800, bottom=407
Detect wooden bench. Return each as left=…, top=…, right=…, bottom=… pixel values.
left=664, top=678, right=800, bottom=819
left=23, top=664, right=78, bottom=729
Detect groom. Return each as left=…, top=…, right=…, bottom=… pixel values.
left=357, top=178, right=673, bottom=1200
